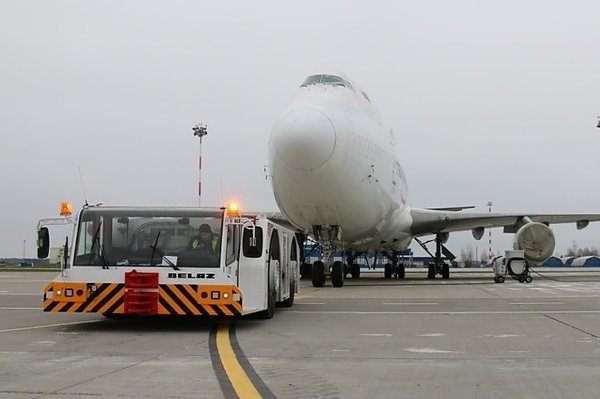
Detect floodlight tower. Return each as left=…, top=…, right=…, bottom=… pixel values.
left=192, top=124, right=208, bottom=207
left=487, top=201, right=493, bottom=263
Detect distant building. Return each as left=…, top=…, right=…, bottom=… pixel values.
left=571, top=256, right=600, bottom=267
left=543, top=256, right=564, bottom=267
left=49, top=247, right=66, bottom=264
left=560, top=256, right=575, bottom=266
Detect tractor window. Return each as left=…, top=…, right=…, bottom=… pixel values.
left=225, top=224, right=240, bottom=265
left=242, top=227, right=263, bottom=258
left=269, top=229, right=280, bottom=261
left=291, top=237, right=298, bottom=261
left=73, top=208, right=223, bottom=267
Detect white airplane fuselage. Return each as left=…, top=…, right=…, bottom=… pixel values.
left=268, top=74, right=413, bottom=251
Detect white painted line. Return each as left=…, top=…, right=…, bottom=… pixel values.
left=331, top=349, right=349, bottom=352
left=289, top=310, right=600, bottom=315
left=360, top=333, right=392, bottom=337
left=417, top=333, right=446, bottom=337
left=479, top=334, right=523, bottom=338
left=404, top=347, right=460, bottom=354
left=383, top=302, right=439, bottom=305
left=511, top=302, right=565, bottom=305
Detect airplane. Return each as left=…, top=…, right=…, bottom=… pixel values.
left=267, top=71, right=600, bottom=287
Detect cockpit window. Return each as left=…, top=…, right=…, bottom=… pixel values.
left=301, top=74, right=354, bottom=90
left=320, top=75, right=345, bottom=85
left=302, top=75, right=323, bottom=86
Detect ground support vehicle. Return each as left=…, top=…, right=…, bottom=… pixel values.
left=491, top=249, right=533, bottom=284
left=37, top=203, right=300, bottom=319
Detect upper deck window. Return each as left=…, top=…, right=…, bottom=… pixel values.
left=301, top=74, right=353, bottom=90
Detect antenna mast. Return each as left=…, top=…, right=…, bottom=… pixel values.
left=487, top=201, right=493, bottom=262
left=192, top=124, right=208, bottom=207
left=78, top=167, right=88, bottom=206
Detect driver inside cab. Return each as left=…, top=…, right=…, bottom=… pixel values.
left=189, top=224, right=220, bottom=255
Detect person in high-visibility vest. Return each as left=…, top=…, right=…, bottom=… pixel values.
left=189, top=223, right=220, bottom=255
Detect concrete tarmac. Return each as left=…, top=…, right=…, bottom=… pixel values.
left=1, top=270, right=600, bottom=398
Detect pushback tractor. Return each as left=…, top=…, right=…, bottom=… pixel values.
left=37, top=202, right=300, bottom=319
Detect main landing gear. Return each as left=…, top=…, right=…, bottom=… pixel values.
left=310, top=260, right=345, bottom=288
left=382, top=252, right=406, bottom=279
left=414, top=233, right=455, bottom=280
left=309, top=225, right=346, bottom=288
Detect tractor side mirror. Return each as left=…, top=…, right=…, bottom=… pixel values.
left=37, top=227, right=50, bottom=259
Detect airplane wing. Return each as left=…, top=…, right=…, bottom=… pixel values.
left=409, top=208, right=600, bottom=236
left=425, top=206, right=475, bottom=212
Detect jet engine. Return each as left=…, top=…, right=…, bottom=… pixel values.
left=515, top=222, right=555, bottom=264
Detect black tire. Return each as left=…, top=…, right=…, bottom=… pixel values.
left=256, top=277, right=276, bottom=319
left=384, top=263, right=392, bottom=279
left=427, top=263, right=435, bottom=279
left=525, top=275, right=533, bottom=284
left=344, top=263, right=350, bottom=277
left=278, top=281, right=295, bottom=307
left=332, top=261, right=344, bottom=287
left=351, top=264, right=360, bottom=279
left=442, top=263, right=450, bottom=279
left=312, top=261, right=325, bottom=287
left=397, top=263, right=405, bottom=279
left=498, top=275, right=505, bottom=283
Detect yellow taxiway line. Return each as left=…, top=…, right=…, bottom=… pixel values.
left=216, top=319, right=263, bottom=398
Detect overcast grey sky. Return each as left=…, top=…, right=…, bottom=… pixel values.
left=1, top=1, right=599, bottom=258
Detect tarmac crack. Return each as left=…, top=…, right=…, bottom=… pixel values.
left=539, top=313, right=600, bottom=339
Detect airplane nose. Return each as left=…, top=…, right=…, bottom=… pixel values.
left=270, top=107, right=337, bottom=171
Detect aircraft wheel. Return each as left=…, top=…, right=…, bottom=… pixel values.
left=384, top=263, right=392, bottom=279
left=332, top=261, right=344, bottom=287
left=427, top=263, right=435, bottom=279
left=397, top=263, right=405, bottom=279
left=312, top=261, right=325, bottom=287
left=525, top=275, right=533, bottom=284
left=442, top=263, right=450, bottom=279
left=498, top=275, right=505, bottom=283
left=351, top=264, right=360, bottom=279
